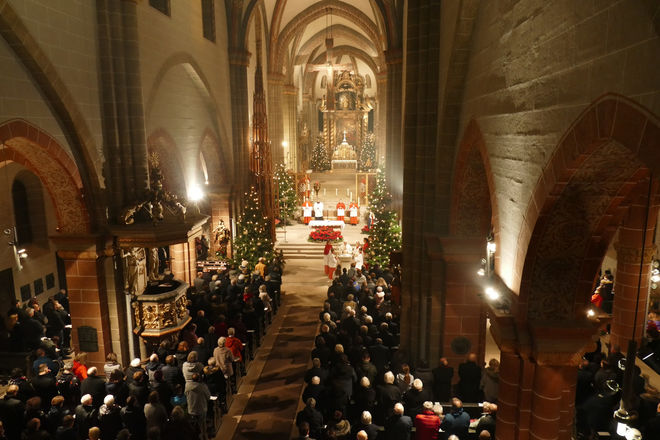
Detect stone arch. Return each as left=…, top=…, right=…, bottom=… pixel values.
left=0, top=120, right=90, bottom=234
left=270, top=1, right=384, bottom=74
left=516, top=94, right=660, bottom=323
left=199, top=128, right=227, bottom=186
left=0, top=2, right=102, bottom=226
left=147, top=128, right=186, bottom=197
left=451, top=120, right=498, bottom=240
left=144, top=52, right=234, bottom=184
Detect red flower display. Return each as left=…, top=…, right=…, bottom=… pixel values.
left=308, top=226, right=343, bottom=243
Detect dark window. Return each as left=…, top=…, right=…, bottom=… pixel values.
left=202, top=0, right=215, bottom=42
left=12, top=180, right=32, bottom=245
left=149, top=0, right=170, bottom=16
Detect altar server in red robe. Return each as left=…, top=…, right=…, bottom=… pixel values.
left=323, top=240, right=333, bottom=275
left=302, top=199, right=313, bottom=224
left=336, top=200, right=346, bottom=222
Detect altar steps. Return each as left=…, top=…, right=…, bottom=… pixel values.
left=275, top=241, right=325, bottom=260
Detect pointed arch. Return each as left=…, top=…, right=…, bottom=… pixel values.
left=516, top=94, right=660, bottom=322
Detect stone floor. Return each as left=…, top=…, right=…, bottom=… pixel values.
left=215, top=224, right=365, bottom=439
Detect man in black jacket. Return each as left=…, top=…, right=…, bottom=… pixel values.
left=432, top=357, right=454, bottom=402
left=384, top=402, right=413, bottom=440
left=0, top=385, right=25, bottom=440
left=80, top=367, right=106, bottom=408
left=295, top=398, right=323, bottom=439
left=457, top=353, right=482, bottom=402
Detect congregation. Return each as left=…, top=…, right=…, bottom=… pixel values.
left=0, top=259, right=283, bottom=440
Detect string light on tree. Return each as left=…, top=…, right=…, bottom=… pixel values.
left=311, top=135, right=330, bottom=171
left=274, top=163, right=296, bottom=223
left=232, top=186, right=274, bottom=267
left=367, top=168, right=401, bottom=267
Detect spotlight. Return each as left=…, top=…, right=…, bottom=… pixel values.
left=487, top=242, right=496, bottom=253
left=187, top=184, right=204, bottom=202
left=485, top=287, right=500, bottom=301
left=587, top=308, right=596, bottom=318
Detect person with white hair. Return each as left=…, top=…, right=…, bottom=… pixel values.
left=213, top=336, right=234, bottom=378
left=384, top=402, right=413, bottom=440
left=125, top=357, right=144, bottom=384
left=81, top=366, right=106, bottom=409
left=98, top=394, right=122, bottom=440
left=351, top=411, right=378, bottom=439
left=74, top=394, right=96, bottom=438
left=353, top=376, right=377, bottom=418
left=403, top=377, right=433, bottom=418
left=295, top=397, right=324, bottom=439
left=376, top=371, right=402, bottom=421
left=414, top=401, right=442, bottom=440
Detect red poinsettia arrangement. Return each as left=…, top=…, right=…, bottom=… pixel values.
left=309, top=226, right=343, bottom=242
left=361, top=225, right=370, bottom=234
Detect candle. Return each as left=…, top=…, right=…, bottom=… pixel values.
left=335, top=188, right=338, bottom=195
left=324, top=188, right=326, bottom=195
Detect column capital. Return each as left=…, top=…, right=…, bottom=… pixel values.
left=614, top=241, right=656, bottom=264
left=228, top=48, right=251, bottom=66
left=384, top=48, right=403, bottom=65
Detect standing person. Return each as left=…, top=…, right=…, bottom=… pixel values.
left=323, top=240, right=334, bottom=275
left=349, top=201, right=359, bottom=225
left=185, top=373, right=211, bottom=440
left=414, top=401, right=441, bottom=440
left=328, top=251, right=338, bottom=280
left=302, top=199, right=313, bottom=225
left=336, top=200, right=346, bottom=222
left=432, top=357, right=454, bottom=402
left=457, top=353, right=482, bottom=402
left=480, top=359, right=500, bottom=403
left=314, top=200, right=324, bottom=220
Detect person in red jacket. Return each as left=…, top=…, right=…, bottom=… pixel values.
left=225, top=327, right=244, bottom=362
left=414, top=401, right=442, bottom=440
left=72, top=352, right=89, bottom=381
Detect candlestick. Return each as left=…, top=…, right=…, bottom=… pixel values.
left=335, top=188, right=338, bottom=196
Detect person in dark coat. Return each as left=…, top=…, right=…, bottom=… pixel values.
left=457, top=353, right=482, bottom=403
left=368, top=338, right=390, bottom=374
left=351, top=411, right=379, bottom=440
left=441, top=398, right=471, bottom=439
left=384, top=402, right=413, bottom=440
left=161, top=406, right=196, bottom=440
left=431, top=357, right=454, bottom=402
left=0, top=385, right=25, bottom=440
left=402, top=379, right=433, bottom=419
left=474, top=402, right=497, bottom=438
left=54, top=415, right=77, bottom=440
left=376, top=371, right=401, bottom=423
left=74, top=394, right=97, bottom=440
left=32, top=364, right=58, bottom=409
left=295, top=398, right=324, bottom=439
left=105, top=369, right=129, bottom=407
left=80, top=367, right=106, bottom=408
left=98, top=395, right=123, bottom=440
left=120, top=396, right=146, bottom=440
left=302, top=376, right=324, bottom=404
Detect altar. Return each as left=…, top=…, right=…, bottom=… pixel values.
left=309, top=220, right=345, bottom=229
left=331, top=132, right=358, bottom=171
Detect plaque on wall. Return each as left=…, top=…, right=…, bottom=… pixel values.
left=78, top=326, right=99, bottom=352
left=20, top=284, right=31, bottom=301
left=450, top=336, right=472, bottom=355
left=34, top=278, right=44, bottom=295
left=46, top=273, right=55, bottom=289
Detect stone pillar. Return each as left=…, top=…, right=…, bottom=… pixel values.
left=170, top=242, right=192, bottom=284
left=400, top=2, right=443, bottom=362
left=56, top=240, right=114, bottom=372
left=426, top=236, right=486, bottom=366
left=283, top=83, right=297, bottom=171
left=610, top=196, right=659, bottom=348
left=385, top=49, right=403, bottom=212
left=228, top=49, right=251, bottom=193
left=268, top=73, right=285, bottom=165
left=375, top=72, right=387, bottom=164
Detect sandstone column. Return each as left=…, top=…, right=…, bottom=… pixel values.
left=385, top=49, right=403, bottom=212
left=228, top=49, right=251, bottom=193
left=610, top=195, right=659, bottom=348
left=283, top=83, right=298, bottom=170
left=267, top=73, right=285, bottom=165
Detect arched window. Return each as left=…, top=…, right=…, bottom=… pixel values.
left=12, top=180, right=32, bottom=244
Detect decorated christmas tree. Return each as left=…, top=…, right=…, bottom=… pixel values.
left=367, top=168, right=401, bottom=268
left=274, top=162, right=296, bottom=224
left=232, top=186, right=274, bottom=267
left=311, top=135, right=330, bottom=171
left=359, top=132, right=376, bottom=171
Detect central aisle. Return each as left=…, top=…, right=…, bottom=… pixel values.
left=216, top=225, right=365, bottom=439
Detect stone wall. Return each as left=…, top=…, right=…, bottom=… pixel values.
left=460, top=0, right=660, bottom=291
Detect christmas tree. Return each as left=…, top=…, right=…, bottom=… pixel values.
left=359, top=132, right=376, bottom=171
left=311, top=135, right=330, bottom=171
left=367, top=168, right=401, bottom=268
left=274, top=162, right=296, bottom=224
left=232, top=186, right=274, bottom=267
